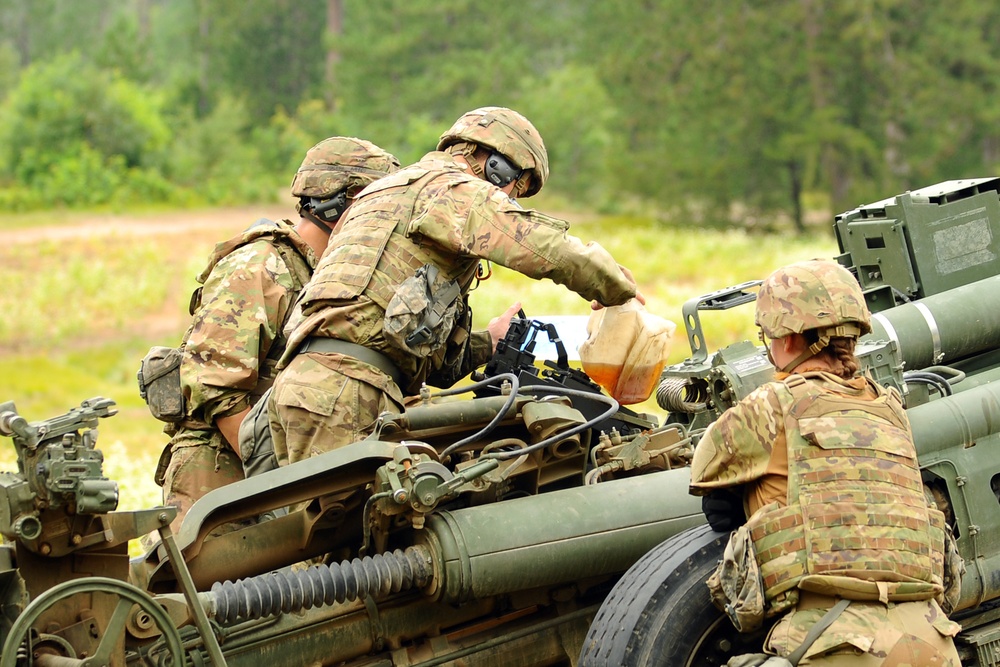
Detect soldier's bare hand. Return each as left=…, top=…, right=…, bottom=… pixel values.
left=488, top=302, right=522, bottom=353
left=619, top=265, right=646, bottom=305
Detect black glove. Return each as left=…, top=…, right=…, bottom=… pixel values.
left=702, top=488, right=746, bottom=533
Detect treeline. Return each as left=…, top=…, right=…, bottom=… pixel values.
left=0, top=0, right=998, bottom=231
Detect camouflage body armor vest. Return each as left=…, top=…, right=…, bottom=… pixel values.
left=748, top=373, right=946, bottom=615
left=140, top=219, right=314, bottom=429
left=299, top=158, right=480, bottom=330
left=188, top=219, right=314, bottom=405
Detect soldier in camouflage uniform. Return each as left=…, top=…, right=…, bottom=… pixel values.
left=690, top=260, right=962, bottom=666
left=157, top=137, right=399, bottom=534
left=266, top=106, right=639, bottom=466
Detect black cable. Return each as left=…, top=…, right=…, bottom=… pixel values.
left=438, top=373, right=521, bottom=459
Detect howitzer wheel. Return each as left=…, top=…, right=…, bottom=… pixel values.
left=579, top=524, right=773, bottom=666
left=1, top=576, right=184, bottom=667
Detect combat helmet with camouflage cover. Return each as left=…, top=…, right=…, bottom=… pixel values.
left=291, top=137, right=400, bottom=227
left=437, top=107, right=549, bottom=198
left=756, top=259, right=871, bottom=372
left=755, top=259, right=871, bottom=340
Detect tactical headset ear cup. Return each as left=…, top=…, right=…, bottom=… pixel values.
left=309, top=190, right=349, bottom=223
left=485, top=152, right=522, bottom=188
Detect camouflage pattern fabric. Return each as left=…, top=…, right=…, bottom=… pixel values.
left=765, top=598, right=960, bottom=665
left=161, top=429, right=252, bottom=536
left=183, top=220, right=315, bottom=425
left=290, top=136, right=401, bottom=200
left=707, top=522, right=767, bottom=632
left=690, top=378, right=789, bottom=514
left=747, top=372, right=944, bottom=610
left=287, top=152, right=635, bottom=393
left=437, top=106, right=549, bottom=198
left=383, top=263, right=462, bottom=358
left=269, top=151, right=635, bottom=461
left=692, top=370, right=960, bottom=664
left=159, top=220, right=316, bottom=532
left=267, top=351, right=405, bottom=465
left=755, top=259, right=871, bottom=340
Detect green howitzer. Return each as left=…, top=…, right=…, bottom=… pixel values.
left=582, top=177, right=1000, bottom=666
left=5, top=178, right=1000, bottom=666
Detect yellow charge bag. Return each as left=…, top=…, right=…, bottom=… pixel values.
left=579, top=299, right=675, bottom=405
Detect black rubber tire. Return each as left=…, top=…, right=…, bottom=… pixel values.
left=579, top=524, right=772, bottom=666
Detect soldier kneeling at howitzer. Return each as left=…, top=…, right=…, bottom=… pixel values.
left=690, top=260, right=964, bottom=666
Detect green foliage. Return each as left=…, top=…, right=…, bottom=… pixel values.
left=0, top=52, right=172, bottom=207
left=204, top=0, right=328, bottom=124
left=163, top=96, right=280, bottom=204
left=0, top=0, right=998, bottom=223
left=0, top=238, right=172, bottom=347
left=519, top=65, right=617, bottom=202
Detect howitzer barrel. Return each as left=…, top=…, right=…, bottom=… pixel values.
left=420, top=466, right=702, bottom=602
left=868, top=275, right=1000, bottom=369
left=380, top=396, right=521, bottom=433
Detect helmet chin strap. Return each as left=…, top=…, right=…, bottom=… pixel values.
left=776, top=335, right=831, bottom=374
left=773, top=323, right=863, bottom=373
left=446, top=143, right=485, bottom=178
left=295, top=200, right=334, bottom=235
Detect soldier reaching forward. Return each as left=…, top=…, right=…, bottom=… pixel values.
left=690, top=260, right=962, bottom=666
left=265, top=106, right=640, bottom=466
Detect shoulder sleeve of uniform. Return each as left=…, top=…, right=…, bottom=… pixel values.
left=182, top=241, right=295, bottom=422
left=409, top=182, right=634, bottom=306
left=689, top=383, right=783, bottom=494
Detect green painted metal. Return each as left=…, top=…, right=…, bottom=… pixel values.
left=865, top=275, right=1000, bottom=370
left=11, top=176, right=1000, bottom=665
left=423, top=467, right=702, bottom=602
left=835, top=178, right=1000, bottom=307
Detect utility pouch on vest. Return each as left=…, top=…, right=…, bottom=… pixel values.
left=239, top=387, right=280, bottom=477
left=708, top=523, right=767, bottom=632
left=138, top=346, right=186, bottom=423
left=725, top=598, right=850, bottom=667
left=384, top=264, right=461, bottom=358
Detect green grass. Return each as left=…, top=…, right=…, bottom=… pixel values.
left=0, top=207, right=838, bottom=553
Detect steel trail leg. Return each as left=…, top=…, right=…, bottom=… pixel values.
left=156, top=511, right=229, bottom=666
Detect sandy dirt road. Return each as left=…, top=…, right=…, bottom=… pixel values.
left=0, top=205, right=298, bottom=356
left=0, top=205, right=292, bottom=245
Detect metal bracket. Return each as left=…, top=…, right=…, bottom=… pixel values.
left=681, top=281, right=761, bottom=364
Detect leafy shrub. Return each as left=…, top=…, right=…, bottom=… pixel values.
left=0, top=53, right=171, bottom=207
left=163, top=95, right=280, bottom=205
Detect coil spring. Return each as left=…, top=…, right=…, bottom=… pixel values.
left=211, top=545, right=433, bottom=626
left=655, top=378, right=708, bottom=413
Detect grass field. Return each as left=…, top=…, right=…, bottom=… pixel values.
left=0, top=205, right=838, bottom=541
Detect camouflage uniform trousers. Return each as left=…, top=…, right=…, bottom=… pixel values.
left=765, top=597, right=961, bottom=665
left=268, top=351, right=405, bottom=466
left=160, top=428, right=249, bottom=536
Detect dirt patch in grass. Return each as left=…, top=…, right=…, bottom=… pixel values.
left=0, top=205, right=293, bottom=356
